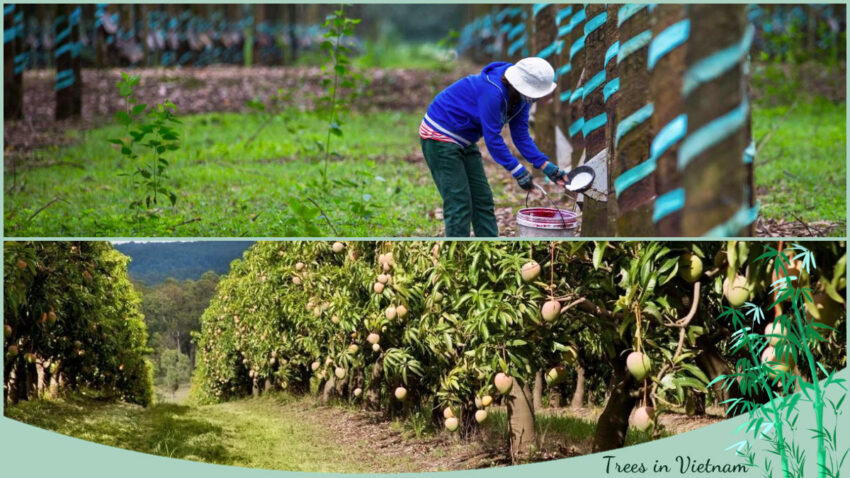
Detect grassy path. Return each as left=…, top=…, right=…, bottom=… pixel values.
left=4, top=393, right=494, bottom=472
left=4, top=392, right=726, bottom=472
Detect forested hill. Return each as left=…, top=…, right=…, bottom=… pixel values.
left=113, top=241, right=253, bottom=285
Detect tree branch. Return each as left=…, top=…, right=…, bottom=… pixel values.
left=665, top=282, right=701, bottom=328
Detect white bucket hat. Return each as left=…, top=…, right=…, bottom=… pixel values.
left=504, top=57, right=557, bottom=99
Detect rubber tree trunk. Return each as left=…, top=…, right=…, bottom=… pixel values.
left=592, top=356, right=637, bottom=452
left=567, top=6, right=586, bottom=169
left=507, top=378, right=536, bottom=460
left=649, top=5, right=688, bottom=236
left=603, top=4, right=620, bottom=228
left=505, top=8, right=526, bottom=64
left=554, top=5, right=575, bottom=169
left=532, top=369, right=544, bottom=411
left=531, top=5, right=558, bottom=162
left=680, top=5, right=752, bottom=236
left=55, top=5, right=82, bottom=120
left=4, top=4, right=24, bottom=119
left=613, top=5, right=654, bottom=236
left=570, top=362, right=586, bottom=408
left=286, top=4, right=299, bottom=64
left=580, top=3, right=610, bottom=236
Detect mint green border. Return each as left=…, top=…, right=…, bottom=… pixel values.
left=1, top=1, right=848, bottom=476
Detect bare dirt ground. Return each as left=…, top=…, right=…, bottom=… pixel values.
left=305, top=401, right=726, bottom=471
left=304, top=403, right=507, bottom=471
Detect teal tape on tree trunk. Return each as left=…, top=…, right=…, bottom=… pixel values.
left=614, top=156, right=656, bottom=198
left=703, top=202, right=759, bottom=237
left=560, top=90, right=572, bottom=102
left=605, top=41, right=620, bottom=66
left=583, top=113, right=607, bottom=137
left=603, top=78, right=620, bottom=103
left=557, top=63, right=571, bottom=78
left=648, top=19, right=690, bottom=70
left=613, top=102, right=656, bottom=197
left=617, top=3, right=648, bottom=27
left=569, top=34, right=586, bottom=61
left=653, top=188, right=685, bottom=222
left=556, top=6, right=574, bottom=26
left=569, top=86, right=584, bottom=104
left=617, top=29, right=652, bottom=64
left=569, top=8, right=586, bottom=30
left=743, top=139, right=755, bottom=164
left=650, top=114, right=687, bottom=162
left=537, top=40, right=562, bottom=59
left=533, top=4, right=551, bottom=18
left=682, top=23, right=754, bottom=96
left=678, top=98, right=749, bottom=169
left=584, top=11, right=607, bottom=36
left=582, top=70, right=606, bottom=99
left=508, top=23, right=525, bottom=40
left=615, top=102, right=654, bottom=148
left=508, top=36, right=526, bottom=56
left=569, top=117, right=586, bottom=137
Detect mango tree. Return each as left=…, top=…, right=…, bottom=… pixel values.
left=4, top=241, right=154, bottom=405
left=194, top=241, right=845, bottom=461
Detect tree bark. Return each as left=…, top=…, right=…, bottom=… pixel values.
left=554, top=5, right=575, bottom=169
left=334, top=374, right=349, bottom=399
left=548, top=383, right=563, bottom=408
left=4, top=4, right=24, bottom=119
left=592, top=357, right=637, bottom=452
left=603, top=4, right=620, bottom=229
left=365, top=360, right=382, bottom=411
left=507, top=378, right=536, bottom=460
left=614, top=5, right=654, bottom=236
left=693, top=334, right=763, bottom=413
left=55, top=5, right=82, bottom=120
left=570, top=362, right=586, bottom=408
left=532, top=369, right=544, bottom=411
left=567, top=6, right=586, bottom=169
left=650, top=5, right=688, bottom=236
left=531, top=5, right=558, bottom=162
left=580, top=4, right=610, bottom=235
left=321, top=375, right=336, bottom=404
left=679, top=5, right=750, bottom=236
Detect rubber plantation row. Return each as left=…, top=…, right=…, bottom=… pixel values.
left=193, top=241, right=845, bottom=458
left=465, top=4, right=758, bottom=237
left=4, top=242, right=154, bottom=406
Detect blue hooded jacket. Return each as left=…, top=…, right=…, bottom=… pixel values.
left=423, top=62, right=550, bottom=178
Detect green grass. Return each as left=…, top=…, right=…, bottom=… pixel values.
left=4, top=393, right=419, bottom=472
left=481, top=408, right=664, bottom=455
left=752, top=97, right=846, bottom=232
left=4, top=110, right=441, bottom=237
left=5, top=98, right=844, bottom=237
left=6, top=394, right=672, bottom=472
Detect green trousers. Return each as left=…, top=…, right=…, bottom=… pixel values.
left=421, top=138, right=498, bottom=237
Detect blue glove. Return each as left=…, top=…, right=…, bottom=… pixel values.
left=542, top=162, right=567, bottom=184
left=515, top=169, right=534, bottom=191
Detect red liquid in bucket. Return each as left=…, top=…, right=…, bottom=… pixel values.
left=516, top=208, right=579, bottom=236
